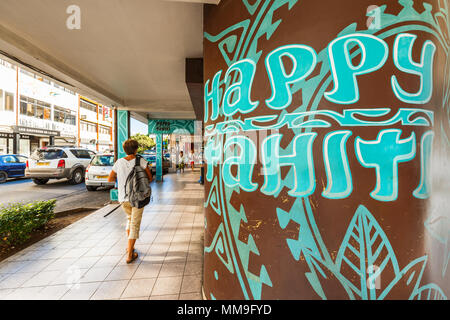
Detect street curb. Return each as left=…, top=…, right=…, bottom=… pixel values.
left=54, top=207, right=102, bottom=216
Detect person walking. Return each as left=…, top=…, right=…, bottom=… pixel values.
left=178, top=151, right=185, bottom=173
left=189, top=149, right=195, bottom=172
left=108, top=139, right=153, bottom=264
left=198, top=148, right=204, bottom=185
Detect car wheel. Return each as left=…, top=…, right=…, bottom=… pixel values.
left=33, top=178, right=49, bottom=185
left=69, top=168, right=84, bottom=185
left=86, top=185, right=97, bottom=191
left=0, top=171, right=7, bottom=183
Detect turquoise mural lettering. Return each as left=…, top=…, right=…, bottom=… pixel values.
left=355, top=129, right=416, bottom=202
left=204, top=71, right=223, bottom=122
left=223, top=59, right=259, bottom=116
left=205, top=138, right=222, bottom=182
left=325, top=34, right=389, bottom=105
left=413, top=130, right=434, bottom=199
left=322, top=130, right=353, bottom=199
left=391, top=33, right=436, bottom=104
left=222, top=135, right=258, bottom=192
left=203, top=0, right=449, bottom=300
left=265, top=45, right=317, bottom=110
left=261, top=133, right=316, bottom=197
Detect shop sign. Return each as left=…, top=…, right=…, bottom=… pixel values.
left=0, top=132, right=14, bottom=139
left=13, top=126, right=60, bottom=137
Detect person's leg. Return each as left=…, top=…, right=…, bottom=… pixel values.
left=122, top=202, right=132, bottom=237
left=127, top=206, right=144, bottom=261
left=122, top=202, right=132, bottom=252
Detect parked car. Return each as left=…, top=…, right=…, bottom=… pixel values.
left=0, top=154, right=28, bottom=183
left=85, top=154, right=115, bottom=191
left=26, top=147, right=94, bottom=185
left=142, top=154, right=170, bottom=174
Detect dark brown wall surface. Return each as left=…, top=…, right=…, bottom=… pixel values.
left=203, top=0, right=449, bottom=300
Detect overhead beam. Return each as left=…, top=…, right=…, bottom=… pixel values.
left=185, top=58, right=204, bottom=121
left=165, top=0, right=220, bottom=4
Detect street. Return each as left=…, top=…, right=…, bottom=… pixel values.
left=0, top=178, right=111, bottom=213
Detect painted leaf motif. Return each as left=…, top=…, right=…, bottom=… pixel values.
left=379, top=256, right=427, bottom=300
left=304, top=250, right=354, bottom=300
left=336, top=205, right=400, bottom=300
left=411, top=284, right=447, bottom=300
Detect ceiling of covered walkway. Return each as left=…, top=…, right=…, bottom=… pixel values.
left=0, top=0, right=217, bottom=120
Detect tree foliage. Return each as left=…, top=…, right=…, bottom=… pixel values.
left=131, top=133, right=155, bottom=153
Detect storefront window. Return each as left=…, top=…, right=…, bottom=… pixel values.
left=81, top=121, right=97, bottom=132
left=20, top=95, right=51, bottom=120
left=7, top=138, right=13, bottom=154
left=54, top=106, right=76, bottom=125
left=0, top=138, right=7, bottom=154
left=5, top=92, right=14, bottom=112
left=99, top=126, right=111, bottom=135
left=80, top=99, right=97, bottom=113
left=36, top=105, right=44, bottom=119
left=19, top=139, right=30, bottom=157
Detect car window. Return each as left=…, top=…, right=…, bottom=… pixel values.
left=1, top=155, right=18, bottom=163
left=31, top=149, right=67, bottom=160
left=91, top=155, right=114, bottom=166
left=72, top=149, right=92, bottom=159
left=15, top=156, right=27, bottom=163
left=143, top=155, right=156, bottom=163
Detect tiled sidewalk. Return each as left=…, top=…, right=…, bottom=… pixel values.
left=0, top=171, right=204, bottom=300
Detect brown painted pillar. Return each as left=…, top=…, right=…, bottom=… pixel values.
left=203, top=0, right=449, bottom=300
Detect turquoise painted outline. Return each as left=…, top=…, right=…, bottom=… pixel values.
left=265, top=44, right=318, bottom=110
left=223, top=59, right=259, bottom=116
left=355, top=129, right=416, bottom=202
left=325, top=34, right=389, bottom=105
left=413, top=130, right=434, bottom=199
left=391, top=33, right=437, bottom=104
left=322, top=130, right=353, bottom=199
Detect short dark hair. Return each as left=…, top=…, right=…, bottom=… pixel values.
left=123, top=139, right=139, bottom=155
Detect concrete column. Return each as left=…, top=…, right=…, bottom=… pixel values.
left=203, top=0, right=450, bottom=300
left=117, top=110, right=130, bottom=159
left=156, top=133, right=163, bottom=182
left=13, top=133, right=19, bottom=155
left=111, top=109, right=129, bottom=201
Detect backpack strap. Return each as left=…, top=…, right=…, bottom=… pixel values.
left=124, top=156, right=139, bottom=198
left=135, top=155, right=142, bottom=168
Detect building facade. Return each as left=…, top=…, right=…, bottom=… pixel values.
left=0, top=57, right=114, bottom=156
left=78, top=96, right=114, bottom=152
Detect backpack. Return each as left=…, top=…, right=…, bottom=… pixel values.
left=124, top=155, right=152, bottom=209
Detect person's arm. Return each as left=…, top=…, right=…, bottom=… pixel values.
left=108, top=170, right=117, bottom=183
left=141, top=158, right=153, bottom=182
left=145, top=166, right=153, bottom=182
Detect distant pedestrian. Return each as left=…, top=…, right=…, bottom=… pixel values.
left=108, top=139, right=153, bottom=264
left=178, top=151, right=185, bottom=173
left=189, top=149, right=195, bottom=172
left=198, top=149, right=204, bottom=185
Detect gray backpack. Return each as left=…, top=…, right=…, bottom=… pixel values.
left=124, top=156, right=151, bottom=208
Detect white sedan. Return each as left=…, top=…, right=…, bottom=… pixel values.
left=85, top=154, right=115, bottom=191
